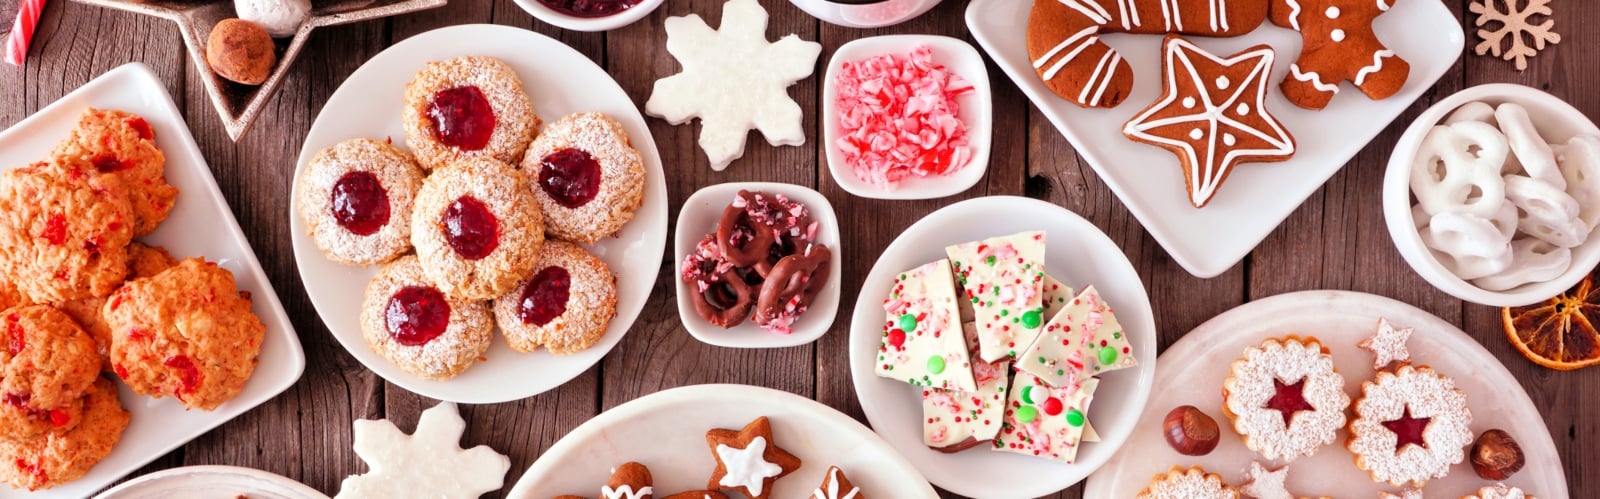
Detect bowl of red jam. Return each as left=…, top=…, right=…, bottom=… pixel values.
left=516, top=0, right=664, bottom=32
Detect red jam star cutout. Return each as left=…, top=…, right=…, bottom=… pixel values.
left=1264, top=378, right=1315, bottom=426
left=1382, top=406, right=1432, bottom=452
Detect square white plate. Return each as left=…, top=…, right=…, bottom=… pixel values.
left=674, top=182, right=841, bottom=348
left=0, top=63, right=306, bottom=498
left=966, top=0, right=1464, bottom=277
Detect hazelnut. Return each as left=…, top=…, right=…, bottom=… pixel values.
left=1471, top=429, right=1525, bottom=480
left=1163, top=405, right=1220, bottom=456
left=205, top=18, right=277, bottom=85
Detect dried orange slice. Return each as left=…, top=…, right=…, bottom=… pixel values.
left=1502, top=275, right=1600, bottom=370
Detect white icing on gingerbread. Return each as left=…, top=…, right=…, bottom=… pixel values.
left=1033, top=27, right=1099, bottom=81
left=602, top=485, right=653, bottom=499
left=811, top=467, right=860, bottom=499
left=1354, top=50, right=1395, bottom=86
left=715, top=436, right=784, bottom=497
left=1059, top=0, right=1110, bottom=24
left=1289, top=64, right=1339, bottom=94
left=1285, top=0, right=1302, bottom=29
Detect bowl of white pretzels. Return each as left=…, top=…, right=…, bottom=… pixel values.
left=1385, top=84, right=1600, bottom=307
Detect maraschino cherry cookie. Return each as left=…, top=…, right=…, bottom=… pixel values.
left=995, top=374, right=1098, bottom=464
left=945, top=231, right=1047, bottom=362
left=56, top=242, right=176, bottom=371
left=1123, top=35, right=1296, bottom=208
left=0, top=305, right=100, bottom=440
left=705, top=416, right=800, bottom=499
left=48, top=107, right=178, bottom=236
left=1347, top=319, right=1473, bottom=488
left=1136, top=466, right=1240, bottom=499
left=493, top=241, right=617, bottom=355
left=0, top=163, right=134, bottom=304
left=812, top=466, right=864, bottom=499
left=0, top=377, right=129, bottom=491
left=521, top=112, right=646, bottom=244
left=1017, top=286, right=1137, bottom=389
left=874, top=259, right=976, bottom=392
left=403, top=55, right=539, bottom=170
left=1221, top=335, right=1350, bottom=462
left=359, top=255, right=492, bottom=381
left=411, top=157, right=544, bottom=301
left=1269, top=0, right=1409, bottom=110
left=296, top=138, right=424, bottom=266
left=922, top=323, right=1009, bottom=452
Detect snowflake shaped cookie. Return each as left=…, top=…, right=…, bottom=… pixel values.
left=645, top=0, right=822, bottom=171
left=336, top=402, right=510, bottom=499
left=1359, top=317, right=1413, bottom=369
left=1471, top=0, right=1561, bottom=71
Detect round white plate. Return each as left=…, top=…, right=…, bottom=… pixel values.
left=848, top=196, right=1158, bottom=498
left=505, top=384, right=937, bottom=498
left=1085, top=290, right=1568, bottom=498
left=291, top=24, right=668, bottom=404
left=93, top=466, right=327, bottom=499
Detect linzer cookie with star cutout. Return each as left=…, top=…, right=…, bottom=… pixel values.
left=1221, top=336, right=1350, bottom=461
left=1347, top=319, right=1473, bottom=488
left=945, top=231, right=1047, bottom=362
left=995, top=374, right=1099, bottom=464
left=921, top=323, right=1010, bottom=452
left=874, top=259, right=976, bottom=392
left=1016, top=286, right=1137, bottom=389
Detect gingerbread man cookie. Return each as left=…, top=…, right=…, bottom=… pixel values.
left=1270, top=0, right=1410, bottom=110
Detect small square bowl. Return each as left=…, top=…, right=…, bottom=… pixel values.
left=674, top=182, right=843, bottom=348
left=823, top=34, right=992, bottom=200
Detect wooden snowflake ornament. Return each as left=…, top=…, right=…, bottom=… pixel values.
left=1471, top=0, right=1561, bottom=71
left=336, top=402, right=511, bottom=499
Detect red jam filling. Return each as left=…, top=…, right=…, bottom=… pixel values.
left=535, top=0, right=639, bottom=18
left=538, top=148, right=602, bottom=209
left=426, top=86, right=496, bottom=151
left=92, top=154, right=133, bottom=173
left=40, top=214, right=67, bottom=245
left=1263, top=378, right=1315, bottom=426
left=330, top=171, right=391, bottom=236
left=516, top=266, right=572, bottom=326
left=1382, top=406, right=1432, bottom=451
left=127, top=117, right=155, bottom=140
left=385, top=286, right=451, bottom=346
left=163, top=355, right=201, bottom=395
left=442, top=196, right=500, bottom=260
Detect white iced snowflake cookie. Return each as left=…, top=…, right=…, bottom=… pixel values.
left=1222, top=336, right=1350, bottom=462
left=336, top=402, right=510, bottom=499
left=644, top=0, right=821, bottom=171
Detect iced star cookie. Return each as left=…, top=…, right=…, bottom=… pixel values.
left=1017, top=286, right=1137, bottom=389
left=995, top=374, right=1098, bottom=464
left=493, top=241, right=617, bottom=355
left=922, top=323, right=1010, bottom=452
left=48, top=107, right=177, bottom=236
left=811, top=466, right=863, bottom=499
left=0, top=378, right=128, bottom=491
left=402, top=56, right=539, bottom=170
left=1137, top=466, right=1239, bottom=499
left=1221, top=336, right=1350, bottom=461
left=1123, top=35, right=1295, bottom=208
left=521, top=112, right=646, bottom=244
left=0, top=163, right=133, bottom=304
left=411, top=157, right=544, bottom=301
left=1269, top=0, right=1410, bottom=110
left=705, top=416, right=800, bottom=499
left=874, top=259, right=976, bottom=392
left=359, top=256, right=492, bottom=381
left=945, top=231, right=1047, bottom=362
left=1348, top=363, right=1473, bottom=488
left=0, top=305, right=99, bottom=440
left=296, top=138, right=424, bottom=265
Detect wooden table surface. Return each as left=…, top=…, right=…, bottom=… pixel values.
left=1, top=0, right=1594, bottom=497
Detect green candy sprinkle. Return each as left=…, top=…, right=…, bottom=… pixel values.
left=927, top=356, right=946, bottom=374
left=1099, top=346, right=1119, bottom=365
left=986, top=255, right=997, bottom=265
left=898, top=314, right=918, bottom=333
left=1021, top=309, right=1043, bottom=329
left=1066, top=408, right=1085, bottom=427
left=1020, top=385, right=1037, bottom=404
left=1000, top=310, right=1009, bottom=317
left=1016, top=406, right=1038, bottom=423
left=1113, top=331, right=1122, bottom=339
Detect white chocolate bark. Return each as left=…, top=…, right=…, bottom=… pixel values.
left=946, top=231, right=1047, bottom=362
left=874, top=259, right=977, bottom=391
left=995, top=374, right=1099, bottom=463
left=922, top=323, right=1010, bottom=449
left=1017, top=286, right=1137, bottom=388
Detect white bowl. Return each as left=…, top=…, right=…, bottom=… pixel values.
left=788, top=0, right=943, bottom=28
left=511, top=0, right=664, bottom=32
left=674, top=182, right=843, bottom=348
left=823, top=34, right=992, bottom=200
left=1383, top=83, right=1600, bottom=307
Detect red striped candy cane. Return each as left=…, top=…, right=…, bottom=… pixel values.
left=4, top=0, right=46, bottom=66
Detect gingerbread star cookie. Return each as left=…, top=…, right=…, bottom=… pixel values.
left=705, top=416, right=800, bottom=499
left=811, top=466, right=864, bottom=499
left=1123, top=35, right=1295, bottom=208
left=1269, top=0, right=1410, bottom=109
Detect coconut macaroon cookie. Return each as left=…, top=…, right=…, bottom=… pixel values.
left=360, top=256, right=492, bottom=380
left=411, top=157, right=544, bottom=301
left=402, top=55, right=540, bottom=170
left=296, top=138, right=424, bottom=265
left=493, top=241, right=617, bottom=355
left=521, top=112, right=646, bottom=244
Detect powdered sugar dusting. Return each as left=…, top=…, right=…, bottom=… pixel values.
left=1379, top=489, right=1425, bottom=499
left=360, top=256, right=493, bottom=379
left=1237, top=461, right=1292, bottom=499
left=522, top=112, right=645, bottom=244
left=1467, top=484, right=1533, bottom=499
left=1137, top=467, right=1238, bottom=499
left=1223, top=337, right=1350, bottom=461
left=411, top=157, right=544, bottom=300
left=1358, top=318, right=1413, bottom=369
left=403, top=56, right=540, bottom=170
left=1349, top=365, right=1473, bottom=488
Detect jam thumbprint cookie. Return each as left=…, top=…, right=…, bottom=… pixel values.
left=360, top=256, right=492, bottom=380
left=48, top=107, right=178, bottom=236
left=104, top=258, right=266, bottom=411
left=493, top=241, right=617, bottom=355
left=403, top=56, right=540, bottom=170
left=0, top=305, right=100, bottom=440
left=1136, top=466, right=1239, bottom=499
left=521, top=112, right=646, bottom=244
left=296, top=138, right=425, bottom=265
left=0, top=377, right=128, bottom=491
left=0, top=163, right=134, bottom=304
left=411, top=157, right=544, bottom=301
left=1222, top=336, right=1350, bottom=462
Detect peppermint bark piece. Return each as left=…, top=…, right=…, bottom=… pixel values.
left=874, top=260, right=976, bottom=391
left=995, top=374, right=1099, bottom=464
left=922, top=323, right=1011, bottom=452
left=1017, top=286, right=1138, bottom=388
left=946, top=231, right=1047, bottom=362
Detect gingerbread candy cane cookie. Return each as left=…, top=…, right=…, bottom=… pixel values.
left=1026, top=0, right=1270, bottom=109
left=1269, top=0, right=1410, bottom=110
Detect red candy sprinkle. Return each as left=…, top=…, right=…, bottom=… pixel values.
left=426, top=86, right=497, bottom=151
left=516, top=266, right=572, bottom=326
left=6, top=318, right=23, bottom=355
left=441, top=196, right=500, bottom=260
left=1043, top=396, right=1064, bottom=416
left=163, top=355, right=201, bottom=394
left=887, top=328, right=907, bottom=348
left=48, top=409, right=70, bottom=427
left=40, top=214, right=67, bottom=245
left=127, top=117, right=155, bottom=140
left=538, top=148, right=602, bottom=209
left=330, top=171, right=391, bottom=236
left=1264, top=378, right=1315, bottom=426
left=385, top=286, right=451, bottom=346
left=834, top=44, right=975, bottom=190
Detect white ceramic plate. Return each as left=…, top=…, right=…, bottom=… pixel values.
left=505, top=384, right=938, bottom=498
left=673, top=182, right=842, bottom=348
left=848, top=196, right=1157, bottom=498
left=93, top=466, right=327, bottom=499
left=0, top=63, right=306, bottom=498
left=1085, top=290, right=1568, bottom=498
left=511, top=0, right=665, bottom=32
left=966, top=0, right=1463, bottom=278
left=290, top=24, right=668, bottom=404
left=822, top=35, right=993, bottom=200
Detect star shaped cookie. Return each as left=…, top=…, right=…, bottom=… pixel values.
left=1124, top=35, right=1296, bottom=208
left=1237, top=461, right=1292, bottom=499
left=705, top=416, right=800, bottom=499
left=1359, top=317, right=1413, bottom=369
left=811, top=466, right=864, bottom=499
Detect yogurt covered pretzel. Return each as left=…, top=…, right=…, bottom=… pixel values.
left=1421, top=210, right=1514, bottom=280
left=1411, top=122, right=1510, bottom=217
left=1473, top=239, right=1571, bottom=291
left=1497, top=103, right=1565, bottom=188
left=1557, top=135, right=1600, bottom=229
left=1505, top=174, right=1586, bottom=248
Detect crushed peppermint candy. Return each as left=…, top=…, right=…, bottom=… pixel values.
left=680, top=234, right=734, bottom=292
left=734, top=190, right=817, bottom=243
left=834, top=44, right=974, bottom=190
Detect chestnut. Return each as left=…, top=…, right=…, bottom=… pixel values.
left=1163, top=405, right=1220, bottom=456
left=1471, top=429, right=1525, bottom=480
